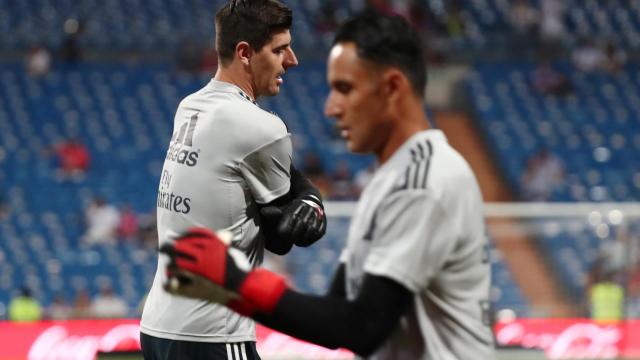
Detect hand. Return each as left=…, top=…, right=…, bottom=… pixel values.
left=165, top=268, right=239, bottom=305
left=160, top=227, right=250, bottom=292
left=260, top=196, right=326, bottom=247
left=160, top=227, right=289, bottom=316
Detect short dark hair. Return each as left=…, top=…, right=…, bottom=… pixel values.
left=333, top=13, right=427, bottom=97
left=215, top=0, right=293, bottom=65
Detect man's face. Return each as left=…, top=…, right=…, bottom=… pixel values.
left=324, top=42, right=389, bottom=154
left=250, top=29, right=298, bottom=97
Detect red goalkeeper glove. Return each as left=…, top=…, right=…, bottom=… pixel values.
left=160, top=227, right=288, bottom=316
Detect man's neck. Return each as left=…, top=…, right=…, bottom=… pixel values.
left=214, top=65, right=257, bottom=101
left=376, top=100, right=431, bottom=165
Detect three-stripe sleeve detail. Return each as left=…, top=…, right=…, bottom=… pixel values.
left=422, top=141, right=433, bottom=189
left=398, top=140, right=433, bottom=191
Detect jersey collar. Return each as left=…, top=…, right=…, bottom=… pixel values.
left=376, top=129, right=447, bottom=174
left=207, top=79, right=258, bottom=106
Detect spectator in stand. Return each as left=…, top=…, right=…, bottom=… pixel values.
left=329, top=160, right=358, bottom=200
left=60, top=18, right=83, bottom=64
left=176, top=38, right=202, bottom=74
left=302, top=152, right=325, bottom=178
left=137, top=210, right=158, bottom=249
left=626, top=260, right=640, bottom=318
left=598, top=225, right=634, bottom=277
left=532, top=60, right=572, bottom=96
left=366, top=0, right=399, bottom=16
left=601, top=41, right=627, bottom=75
left=53, top=138, right=90, bottom=181
left=8, top=287, right=42, bottom=322
left=407, top=0, right=435, bottom=33
left=199, top=44, right=219, bottom=75
left=572, top=38, right=605, bottom=73
left=302, top=153, right=331, bottom=198
left=91, top=284, right=129, bottom=318
left=0, top=189, right=10, bottom=220
left=46, top=294, right=72, bottom=320
left=444, top=1, right=466, bottom=40
left=588, top=261, right=624, bottom=323
left=315, top=0, right=339, bottom=33
left=521, top=148, right=565, bottom=200
left=71, top=289, right=94, bottom=319
left=83, top=197, right=120, bottom=245
left=509, top=0, right=539, bottom=56
left=118, top=204, right=139, bottom=242
left=538, top=0, right=566, bottom=57
left=25, top=45, right=51, bottom=78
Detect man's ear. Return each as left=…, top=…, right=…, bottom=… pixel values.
left=382, top=69, right=407, bottom=104
left=235, top=41, right=253, bottom=66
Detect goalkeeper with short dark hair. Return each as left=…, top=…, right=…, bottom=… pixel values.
left=140, top=1, right=326, bottom=359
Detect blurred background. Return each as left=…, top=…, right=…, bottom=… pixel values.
left=0, top=0, right=639, bottom=359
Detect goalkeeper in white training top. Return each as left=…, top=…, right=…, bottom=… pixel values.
left=140, top=1, right=326, bottom=359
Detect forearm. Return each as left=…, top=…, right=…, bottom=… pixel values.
left=261, top=164, right=321, bottom=208
left=254, top=291, right=372, bottom=353
left=260, top=164, right=326, bottom=251
left=289, top=165, right=322, bottom=204
left=327, top=264, right=346, bottom=297
left=253, top=275, right=412, bottom=356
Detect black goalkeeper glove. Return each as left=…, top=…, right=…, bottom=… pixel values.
left=260, top=194, right=326, bottom=247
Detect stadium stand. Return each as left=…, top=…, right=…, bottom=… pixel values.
left=469, top=61, right=640, bottom=304
left=3, top=0, right=640, bottom=55
left=2, top=0, right=640, bottom=323
left=0, top=58, right=527, bottom=318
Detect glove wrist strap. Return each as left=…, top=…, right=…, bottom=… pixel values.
left=238, top=269, right=288, bottom=315
left=300, top=194, right=323, bottom=209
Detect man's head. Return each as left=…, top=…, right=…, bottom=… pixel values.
left=324, top=13, right=427, bottom=157
left=20, top=287, right=32, bottom=298
left=215, top=0, right=298, bottom=98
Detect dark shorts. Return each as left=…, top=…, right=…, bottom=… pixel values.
left=141, top=333, right=261, bottom=360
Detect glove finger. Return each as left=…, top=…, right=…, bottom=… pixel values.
left=179, top=227, right=218, bottom=240
left=171, top=242, right=211, bottom=273
left=293, top=205, right=316, bottom=236
left=165, top=267, right=195, bottom=287
left=301, top=218, right=320, bottom=245
left=175, top=237, right=212, bottom=251
left=175, top=255, right=203, bottom=274
left=309, top=214, right=322, bottom=238
left=260, top=206, right=283, bottom=221
left=159, top=243, right=175, bottom=256
left=165, top=269, right=238, bottom=304
left=280, top=213, right=303, bottom=240
left=300, top=205, right=316, bottom=225
left=159, top=244, right=196, bottom=262
left=174, top=239, right=211, bottom=258
left=277, top=204, right=299, bottom=238
left=318, top=216, right=327, bottom=235
left=164, top=269, right=197, bottom=295
left=179, top=227, right=232, bottom=248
